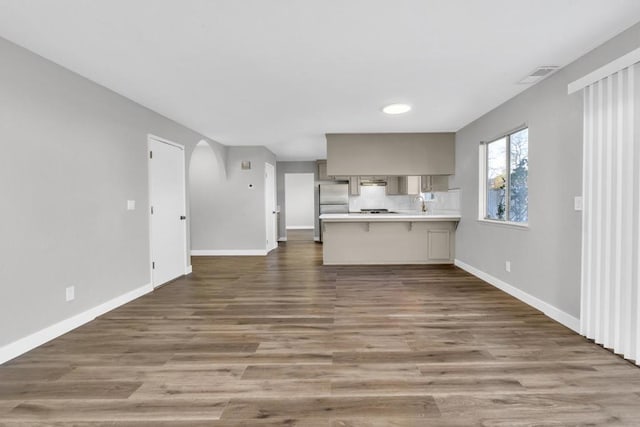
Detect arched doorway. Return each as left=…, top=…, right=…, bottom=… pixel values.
left=188, top=140, right=224, bottom=251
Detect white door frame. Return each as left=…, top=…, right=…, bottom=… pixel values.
left=147, top=134, right=188, bottom=288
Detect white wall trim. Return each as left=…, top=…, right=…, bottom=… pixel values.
left=314, top=236, right=321, bottom=242
left=454, top=259, right=580, bottom=333
left=0, top=283, right=153, bottom=365
left=185, top=265, right=193, bottom=274
left=568, top=46, right=640, bottom=94
left=191, top=249, right=268, bottom=256
left=286, top=226, right=314, bottom=230
left=278, top=237, right=288, bottom=241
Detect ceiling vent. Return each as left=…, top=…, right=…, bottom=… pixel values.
left=518, top=66, right=560, bottom=84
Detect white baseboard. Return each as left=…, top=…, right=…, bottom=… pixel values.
left=278, top=237, right=287, bottom=242
left=314, top=237, right=321, bottom=242
left=191, top=249, right=268, bottom=256
left=454, top=259, right=580, bottom=333
left=185, top=265, right=193, bottom=274
left=286, top=226, right=314, bottom=230
left=0, top=283, right=153, bottom=365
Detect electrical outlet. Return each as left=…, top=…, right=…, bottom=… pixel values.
left=505, top=261, right=511, bottom=273
left=66, top=286, right=75, bottom=302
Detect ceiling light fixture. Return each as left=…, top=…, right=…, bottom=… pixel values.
left=382, top=103, right=411, bottom=115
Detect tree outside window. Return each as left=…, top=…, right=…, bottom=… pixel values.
left=484, top=128, right=528, bottom=223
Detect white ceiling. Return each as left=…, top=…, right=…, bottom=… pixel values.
left=1, top=1, right=640, bottom=160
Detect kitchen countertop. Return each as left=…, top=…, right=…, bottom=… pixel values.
left=320, top=211, right=461, bottom=222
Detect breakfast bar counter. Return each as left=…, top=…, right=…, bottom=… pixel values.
left=319, top=212, right=460, bottom=265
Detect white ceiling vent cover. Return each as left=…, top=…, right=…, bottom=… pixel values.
left=518, top=66, right=560, bottom=84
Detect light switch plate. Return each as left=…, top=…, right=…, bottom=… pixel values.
left=505, top=261, right=511, bottom=273
left=574, top=196, right=583, bottom=211
left=66, top=286, right=75, bottom=302
left=127, top=200, right=136, bottom=210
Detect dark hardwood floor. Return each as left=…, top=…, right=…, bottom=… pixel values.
left=1, top=240, right=640, bottom=425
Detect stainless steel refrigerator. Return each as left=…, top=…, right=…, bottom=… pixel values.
left=319, top=183, right=349, bottom=241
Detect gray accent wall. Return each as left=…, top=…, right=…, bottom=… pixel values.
left=453, top=22, right=640, bottom=319
left=276, top=161, right=319, bottom=240
left=0, top=36, right=226, bottom=348
left=190, top=145, right=276, bottom=251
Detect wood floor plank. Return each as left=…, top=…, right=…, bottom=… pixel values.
left=3, top=399, right=228, bottom=422
left=220, top=396, right=440, bottom=419
left=0, top=366, right=72, bottom=382
left=330, top=378, right=524, bottom=396
left=241, top=363, right=422, bottom=380
left=130, top=379, right=331, bottom=399
left=333, top=349, right=494, bottom=364
left=1, top=241, right=640, bottom=424
left=0, top=382, right=141, bottom=400
left=59, top=365, right=247, bottom=382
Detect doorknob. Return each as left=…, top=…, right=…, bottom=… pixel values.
left=180, top=215, right=186, bottom=220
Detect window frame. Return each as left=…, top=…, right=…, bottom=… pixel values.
left=478, top=126, right=529, bottom=228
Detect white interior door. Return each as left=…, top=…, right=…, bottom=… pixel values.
left=265, top=162, right=277, bottom=252
left=149, top=136, right=187, bottom=287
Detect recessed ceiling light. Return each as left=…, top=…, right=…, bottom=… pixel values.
left=382, top=103, right=411, bottom=115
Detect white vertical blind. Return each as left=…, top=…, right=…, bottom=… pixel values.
left=581, top=63, right=640, bottom=364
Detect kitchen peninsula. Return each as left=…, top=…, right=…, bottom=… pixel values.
left=319, top=212, right=460, bottom=265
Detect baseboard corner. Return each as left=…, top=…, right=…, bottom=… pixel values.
left=454, top=258, right=580, bottom=333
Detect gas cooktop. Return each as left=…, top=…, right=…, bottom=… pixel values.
left=356, top=209, right=398, bottom=214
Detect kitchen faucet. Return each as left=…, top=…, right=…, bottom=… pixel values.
left=414, top=195, right=427, bottom=213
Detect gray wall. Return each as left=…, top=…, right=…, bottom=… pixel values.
left=276, top=161, right=318, bottom=240
left=190, top=145, right=276, bottom=251
left=453, top=22, right=640, bottom=319
left=0, top=36, right=225, bottom=347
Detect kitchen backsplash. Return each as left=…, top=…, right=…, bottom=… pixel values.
left=349, top=186, right=460, bottom=213
left=428, top=188, right=461, bottom=213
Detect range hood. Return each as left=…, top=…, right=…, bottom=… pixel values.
left=360, top=178, right=387, bottom=186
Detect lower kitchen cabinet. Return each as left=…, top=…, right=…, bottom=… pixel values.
left=321, top=218, right=457, bottom=265
left=427, top=229, right=451, bottom=261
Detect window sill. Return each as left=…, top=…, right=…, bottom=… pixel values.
left=477, top=218, right=529, bottom=230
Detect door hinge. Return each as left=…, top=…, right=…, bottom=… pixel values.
left=152, top=261, right=155, bottom=269
left=151, top=206, right=154, bottom=215
left=149, top=151, right=153, bottom=159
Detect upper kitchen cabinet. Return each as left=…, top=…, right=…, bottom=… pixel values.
left=387, top=176, right=419, bottom=195
left=326, top=133, right=455, bottom=176
left=398, top=176, right=421, bottom=195
left=421, top=175, right=449, bottom=192
left=349, top=176, right=360, bottom=196
left=317, top=160, right=348, bottom=181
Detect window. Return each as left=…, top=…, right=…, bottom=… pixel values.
left=480, top=127, right=528, bottom=225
